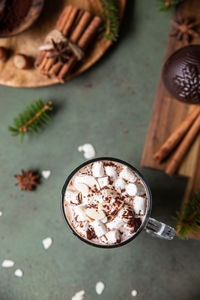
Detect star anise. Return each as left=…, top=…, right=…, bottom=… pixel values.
left=46, top=39, right=72, bottom=64
left=15, top=170, right=40, bottom=191
left=171, top=16, right=199, bottom=44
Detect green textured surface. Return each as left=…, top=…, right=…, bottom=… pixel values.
left=0, top=1, right=200, bottom=300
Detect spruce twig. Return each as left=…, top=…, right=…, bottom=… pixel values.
left=99, top=0, right=120, bottom=42
left=157, top=0, right=184, bottom=11
left=9, top=99, right=53, bottom=142
left=176, top=190, right=200, bottom=239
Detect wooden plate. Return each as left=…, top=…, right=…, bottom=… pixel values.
left=0, top=0, right=126, bottom=88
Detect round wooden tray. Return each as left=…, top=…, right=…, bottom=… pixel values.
left=0, top=0, right=126, bottom=88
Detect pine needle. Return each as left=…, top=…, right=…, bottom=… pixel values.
left=157, top=0, right=184, bottom=11
left=99, top=0, right=120, bottom=42
left=176, top=190, right=200, bottom=239
left=8, top=99, right=53, bottom=142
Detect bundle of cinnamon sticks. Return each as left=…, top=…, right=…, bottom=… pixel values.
left=35, top=5, right=102, bottom=82
left=154, top=106, right=200, bottom=176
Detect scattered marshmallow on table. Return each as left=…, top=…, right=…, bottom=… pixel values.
left=72, top=290, right=85, bottom=300
left=92, top=162, right=104, bottom=177
left=42, top=237, right=53, bottom=250
left=134, top=196, right=146, bottom=215
left=78, top=144, right=95, bottom=159
left=0, top=210, right=2, bottom=216
left=96, top=281, right=105, bottom=295
left=131, top=290, right=138, bottom=297
left=14, top=269, right=23, bottom=278
left=41, top=170, right=51, bottom=179
left=2, top=260, right=15, bottom=268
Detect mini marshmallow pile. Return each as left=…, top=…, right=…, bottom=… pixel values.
left=65, top=161, right=147, bottom=245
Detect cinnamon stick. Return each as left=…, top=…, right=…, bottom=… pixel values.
left=62, top=7, right=79, bottom=36
left=37, top=5, right=78, bottom=73
left=55, top=6, right=73, bottom=31
left=47, top=11, right=92, bottom=77
left=154, top=106, right=200, bottom=163
left=58, top=16, right=102, bottom=81
left=166, top=114, right=200, bottom=176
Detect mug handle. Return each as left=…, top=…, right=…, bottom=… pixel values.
left=145, top=217, right=176, bottom=240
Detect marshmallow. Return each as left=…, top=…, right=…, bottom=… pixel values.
left=133, top=196, right=146, bottom=215
left=1, top=260, right=15, bottom=268
left=106, top=230, right=120, bottom=244
left=120, top=167, right=136, bottom=183
left=105, top=166, right=117, bottom=178
left=98, top=176, right=109, bottom=188
left=92, top=220, right=107, bottom=237
left=74, top=175, right=100, bottom=190
left=42, top=237, right=53, bottom=250
left=92, top=162, right=104, bottom=177
left=75, top=205, right=88, bottom=221
left=85, top=207, right=105, bottom=221
left=74, top=182, right=89, bottom=194
left=101, top=216, right=108, bottom=223
left=135, top=183, right=145, bottom=196
left=106, top=218, right=122, bottom=230
left=14, top=269, right=23, bottom=278
left=72, top=290, right=85, bottom=300
left=114, top=178, right=126, bottom=191
left=65, top=191, right=80, bottom=204
left=96, top=282, right=105, bottom=295
left=78, top=143, right=95, bottom=159
left=126, top=183, right=137, bottom=196
left=41, top=170, right=51, bottom=179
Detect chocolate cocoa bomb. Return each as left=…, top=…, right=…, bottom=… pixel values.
left=162, top=45, right=200, bottom=104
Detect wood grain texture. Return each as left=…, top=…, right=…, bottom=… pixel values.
left=140, top=0, right=200, bottom=239
left=0, top=0, right=126, bottom=88
left=141, top=0, right=200, bottom=179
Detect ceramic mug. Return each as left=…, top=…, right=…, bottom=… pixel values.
left=61, top=157, right=176, bottom=248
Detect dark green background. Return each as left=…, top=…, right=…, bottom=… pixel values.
left=0, top=1, right=199, bottom=299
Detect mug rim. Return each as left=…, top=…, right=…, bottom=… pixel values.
left=61, top=157, right=152, bottom=249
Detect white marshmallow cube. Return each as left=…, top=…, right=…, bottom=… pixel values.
left=98, top=176, right=109, bottom=188
left=106, top=218, right=122, bottom=230
left=92, top=220, right=107, bottom=237
left=126, top=183, right=137, bottom=196
left=74, top=175, right=100, bottom=190
left=134, top=196, right=146, bottom=215
left=106, top=230, right=120, bottom=244
left=114, top=177, right=126, bottom=191
left=65, top=191, right=80, bottom=204
left=92, top=162, right=104, bottom=177
left=105, top=166, right=117, bottom=178
left=120, top=167, right=136, bottom=183
left=75, top=205, right=88, bottom=221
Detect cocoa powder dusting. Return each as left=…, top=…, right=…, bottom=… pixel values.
left=86, top=226, right=96, bottom=240
left=0, top=0, right=32, bottom=33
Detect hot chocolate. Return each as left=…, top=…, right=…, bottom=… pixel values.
left=63, top=160, right=149, bottom=246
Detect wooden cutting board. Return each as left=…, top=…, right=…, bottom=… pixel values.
left=141, top=0, right=200, bottom=238
left=0, top=0, right=126, bottom=88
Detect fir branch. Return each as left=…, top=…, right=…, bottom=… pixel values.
left=176, top=190, right=200, bottom=239
left=157, top=0, right=184, bottom=11
left=99, top=0, right=120, bottom=42
left=9, top=99, right=53, bottom=142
